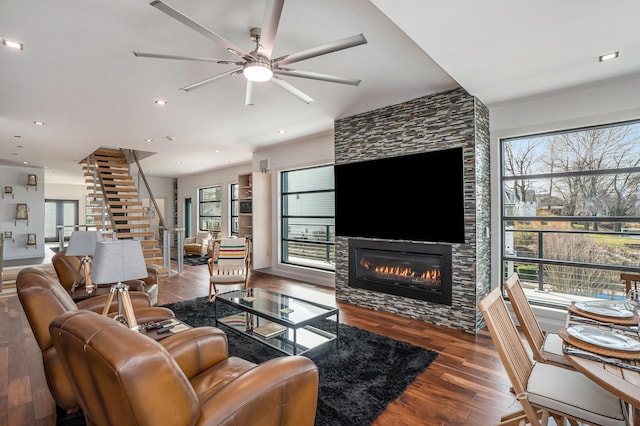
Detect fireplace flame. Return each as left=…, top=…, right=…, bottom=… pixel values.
left=359, top=257, right=441, bottom=283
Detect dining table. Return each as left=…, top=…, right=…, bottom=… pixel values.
left=559, top=301, right=640, bottom=426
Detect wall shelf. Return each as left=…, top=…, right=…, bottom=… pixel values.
left=26, top=174, right=38, bottom=191
left=26, top=233, right=37, bottom=249
left=15, top=203, right=29, bottom=226
left=237, top=172, right=271, bottom=269
left=3, top=186, right=14, bottom=199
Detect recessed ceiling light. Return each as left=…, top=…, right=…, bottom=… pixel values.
left=277, top=129, right=287, bottom=134
left=14, top=135, right=21, bottom=138
left=33, top=121, right=44, bottom=125
left=599, top=51, right=619, bottom=62
left=2, top=38, right=23, bottom=50
left=166, top=136, right=175, bottom=141
left=22, top=161, right=28, bottom=165
left=145, top=138, right=153, bottom=142
left=176, top=161, right=183, bottom=165
left=155, top=99, right=168, bottom=105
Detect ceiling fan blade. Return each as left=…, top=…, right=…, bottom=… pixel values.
left=150, top=0, right=254, bottom=60
left=245, top=80, right=255, bottom=106
left=132, top=51, right=242, bottom=65
left=274, top=68, right=361, bottom=86
left=271, top=76, right=315, bottom=104
left=272, top=34, right=367, bottom=67
left=259, top=0, right=284, bottom=58
left=180, top=67, right=243, bottom=92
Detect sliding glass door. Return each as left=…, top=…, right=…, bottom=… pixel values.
left=44, top=199, right=78, bottom=243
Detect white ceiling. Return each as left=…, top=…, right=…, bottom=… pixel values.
left=1, top=0, right=639, bottom=185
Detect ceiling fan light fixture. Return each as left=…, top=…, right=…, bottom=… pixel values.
left=243, top=57, right=273, bottom=82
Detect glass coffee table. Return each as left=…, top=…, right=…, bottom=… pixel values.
left=215, top=288, right=339, bottom=355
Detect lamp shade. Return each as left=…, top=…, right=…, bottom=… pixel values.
left=66, top=231, right=101, bottom=256
left=91, top=240, right=148, bottom=285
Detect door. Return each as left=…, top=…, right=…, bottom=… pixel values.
left=184, top=197, right=192, bottom=238
left=44, top=200, right=79, bottom=243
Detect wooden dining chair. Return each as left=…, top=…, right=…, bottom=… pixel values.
left=621, top=272, right=640, bottom=293
left=503, top=272, right=573, bottom=368
left=479, top=287, right=629, bottom=426
left=207, top=237, right=251, bottom=303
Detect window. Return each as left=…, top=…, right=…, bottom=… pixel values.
left=501, top=119, right=640, bottom=307
left=45, top=199, right=79, bottom=243
left=230, top=182, right=239, bottom=237
left=281, top=165, right=335, bottom=271
left=199, top=186, right=221, bottom=236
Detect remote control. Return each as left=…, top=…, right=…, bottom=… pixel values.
left=146, top=319, right=173, bottom=330
left=157, top=324, right=176, bottom=334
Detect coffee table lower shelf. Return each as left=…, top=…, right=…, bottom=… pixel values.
left=217, top=313, right=337, bottom=356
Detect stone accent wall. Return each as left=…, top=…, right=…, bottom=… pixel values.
left=334, top=87, right=491, bottom=334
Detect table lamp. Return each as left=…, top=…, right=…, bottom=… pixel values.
left=91, top=240, right=148, bottom=330
left=65, top=230, right=101, bottom=294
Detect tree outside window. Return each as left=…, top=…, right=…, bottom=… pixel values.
left=501, top=120, right=640, bottom=306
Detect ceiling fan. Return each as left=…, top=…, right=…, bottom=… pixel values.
left=133, top=0, right=368, bottom=105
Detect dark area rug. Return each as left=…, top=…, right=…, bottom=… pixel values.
left=162, top=296, right=440, bottom=426
left=170, top=255, right=210, bottom=266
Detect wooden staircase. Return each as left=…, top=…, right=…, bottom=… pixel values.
left=83, top=148, right=164, bottom=266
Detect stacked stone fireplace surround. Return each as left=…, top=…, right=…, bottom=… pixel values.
left=334, top=87, right=491, bottom=334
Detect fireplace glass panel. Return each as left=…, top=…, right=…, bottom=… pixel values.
left=356, top=249, right=442, bottom=290
left=348, top=239, right=452, bottom=305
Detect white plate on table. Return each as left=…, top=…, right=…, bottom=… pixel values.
left=574, top=302, right=634, bottom=318
left=567, top=325, right=640, bottom=351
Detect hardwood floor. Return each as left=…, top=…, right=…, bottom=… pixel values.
left=0, top=262, right=517, bottom=425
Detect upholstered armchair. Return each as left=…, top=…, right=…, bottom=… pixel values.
left=51, top=248, right=160, bottom=305
left=16, top=267, right=174, bottom=414
left=184, top=231, right=212, bottom=257
left=50, top=310, right=320, bottom=426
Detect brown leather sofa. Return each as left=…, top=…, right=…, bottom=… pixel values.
left=52, top=248, right=160, bottom=306
left=50, top=310, right=320, bottom=426
left=16, top=267, right=175, bottom=414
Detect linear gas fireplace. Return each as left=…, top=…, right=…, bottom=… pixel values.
left=348, top=239, right=452, bottom=306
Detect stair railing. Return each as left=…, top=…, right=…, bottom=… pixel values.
left=128, top=149, right=171, bottom=271
left=130, top=150, right=167, bottom=231
left=90, top=154, right=119, bottom=236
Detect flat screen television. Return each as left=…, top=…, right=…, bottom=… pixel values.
left=334, top=146, right=465, bottom=243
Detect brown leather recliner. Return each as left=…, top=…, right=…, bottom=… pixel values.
left=16, top=267, right=175, bottom=413
left=52, top=248, right=160, bottom=306
left=50, top=310, right=320, bottom=426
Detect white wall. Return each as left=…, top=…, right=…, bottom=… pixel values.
left=176, top=130, right=336, bottom=287
left=45, top=182, right=88, bottom=229
left=1, top=165, right=45, bottom=259
left=262, top=130, right=335, bottom=287
left=138, top=175, right=176, bottom=236
left=489, top=74, right=640, bottom=330
left=178, top=162, right=251, bottom=239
